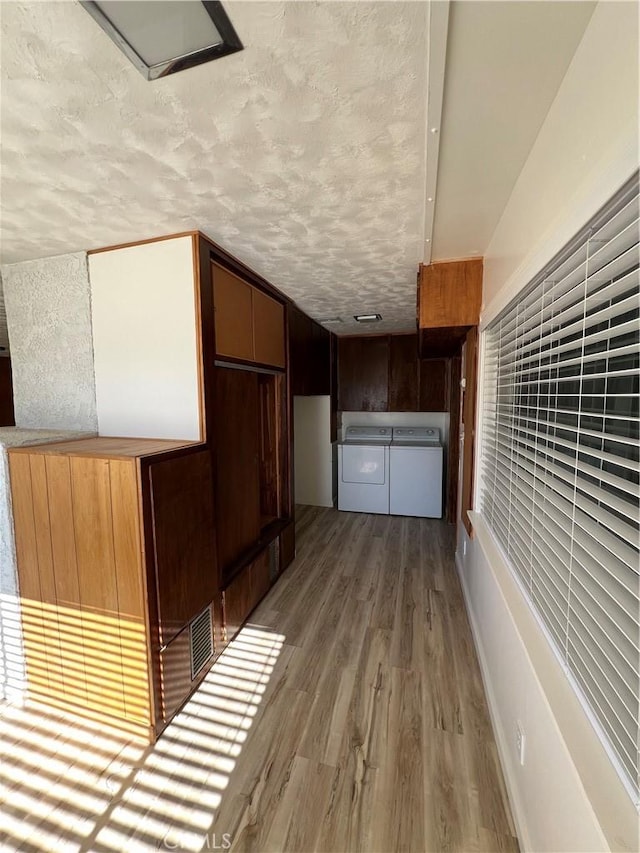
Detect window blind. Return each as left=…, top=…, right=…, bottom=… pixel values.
left=481, top=173, right=640, bottom=800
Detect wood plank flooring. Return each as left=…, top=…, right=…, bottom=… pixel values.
left=0, top=507, right=518, bottom=853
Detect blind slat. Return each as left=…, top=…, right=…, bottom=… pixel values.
left=480, top=174, right=640, bottom=800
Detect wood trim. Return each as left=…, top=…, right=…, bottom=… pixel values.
left=134, top=457, right=158, bottom=733
left=9, top=438, right=203, bottom=460
left=196, top=235, right=217, bottom=445
left=446, top=355, right=462, bottom=524
left=191, top=234, right=207, bottom=443
left=461, top=327, right=478, bottom=537
left=87, top=230, right=200, bottom=255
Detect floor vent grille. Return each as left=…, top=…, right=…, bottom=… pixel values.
left=190, top=605, right=213, bottom=680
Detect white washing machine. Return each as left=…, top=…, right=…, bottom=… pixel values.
left=390, top=427, right=443, bottom=518
left=338, top=426, right=392, bottom=514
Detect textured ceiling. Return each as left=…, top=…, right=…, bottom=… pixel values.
left=0, top=1, right=432, bottom=335
left=432, top=1, right=595, bottom=262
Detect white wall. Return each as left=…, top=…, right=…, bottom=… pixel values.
left=1, top=253, right=98, bottom=431
left=294, top=396, right=333, bottom=507
left=481, top=0, right=639, bottom=327
left=89, top=236, right=201, bottom=441
left=458, top=4, right=639, bottom=851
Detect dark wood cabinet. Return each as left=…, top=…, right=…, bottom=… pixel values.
left=253, top=289, right=286, bottom=368
left=147, top=449, right=217, bottom=647
left=0, top=357, right=15, bottom=426
left=338, top=334, right=449, bottom=413
left=389, top=335, right=419, bottom=411
left=288, top=305, right=330, bottom=396
left=338, top=336, right=389, bottom=411
left=223, top=549, right=271, bottom=641
left=214, top=367, right=261, bottom=577
left=419, top=358, right=449, bottom=412
left=212, top=261, right=286, bottom=369
left=418, top=259, right=483, bottom=357
left=212, top=263, right=254, bottom=362
left=289, top=306, right=309, bottom=395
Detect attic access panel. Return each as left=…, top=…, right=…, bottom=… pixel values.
left=81, top=1, right=243, bottom=80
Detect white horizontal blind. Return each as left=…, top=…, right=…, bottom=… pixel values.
left=481, top=174, right=640, bottom=799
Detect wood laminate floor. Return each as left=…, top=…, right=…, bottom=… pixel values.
left=0, top=507, right=518, bottom=853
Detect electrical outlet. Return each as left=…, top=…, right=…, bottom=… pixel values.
left=516, top=721, right=526, bottom=766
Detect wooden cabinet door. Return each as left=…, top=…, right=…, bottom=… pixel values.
left=213, top=263, right=254, bottom=361
left=309, top=321, right=330, bottom=395
left=419, top=259, right=483, bottom=329
left=147, top=449, right=218, bottom=647
left=419, top=358, right=449, bottom=412
left=253, top=288, right=285, bottom=368
left=214, top=367, right=261, bottom=579
left=389, top=335, right=419, bottom=411
left=223, top=549, right=271, bottom=641
left=338, top=336, right=389, bottom=411
left=289, top=306, right=311, bottom=395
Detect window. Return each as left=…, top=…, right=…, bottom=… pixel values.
left=480, top=173, right=639, bottom=800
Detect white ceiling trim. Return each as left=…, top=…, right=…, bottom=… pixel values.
left=422, top=0, right=449, bottom=266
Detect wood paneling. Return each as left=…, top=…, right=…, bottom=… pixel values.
left=419, top=358, right=449, bottom=412
left=223, top=550, right=271, bottom=641
left=214, top=367, right=261, bottom=578
left=338, top=334, right=451, bottom=414
left=147, top=450, right=217, bottom=646
left=258, top=374, right=281, bottom=525
left=159, top=626, right=193, bottom=722
left=389, top=335, right=419, bottom=411
left=289, top=306, right=310, bottom=395
left=461, top=327, right=478, bottom=537
left=419, top=259, right=483, bottom=328
left=310, top=321, right=330, bottom=395
left=9, top=454, right=51, bottom=695
left=109, top=458, right=149, bottom=723
left=8, top=437, right=215, bottom=741
left=253, top=288, right=286, bottom=368
left=338, top=336, right=389, bottom=412
left=0, top=357, right=15, bottom=426
left=70, top=456, right=127, bottom=719
left=280, top=519, right=296, bottom=573
left=289, top=306, right=330, bottom=396
left=212, top=262, right=254, bottom=361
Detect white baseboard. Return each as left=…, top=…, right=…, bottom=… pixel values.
left=454, top=549, right=533, bottom=853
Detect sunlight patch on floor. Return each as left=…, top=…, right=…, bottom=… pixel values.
left=0, top=624, right=285, bottom=852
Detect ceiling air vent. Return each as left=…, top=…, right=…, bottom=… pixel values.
left=190, top=604, right=213, bottom=680
left=354, top=313, right=382, bottom=323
